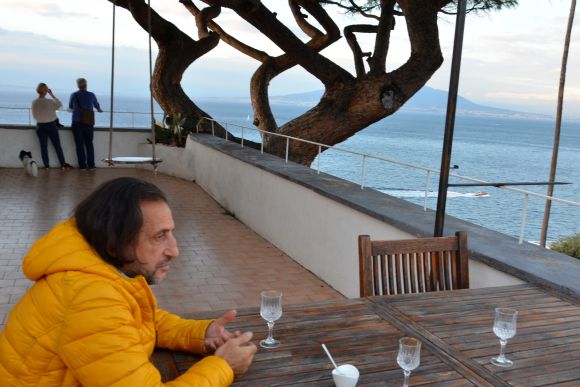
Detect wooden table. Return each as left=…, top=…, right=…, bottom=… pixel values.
left=152, top=284, right=580, bottom=386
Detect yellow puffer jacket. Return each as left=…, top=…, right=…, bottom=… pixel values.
left=0, top=220, right=234, bottom=386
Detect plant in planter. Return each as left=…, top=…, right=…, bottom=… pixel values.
left=153, top=113, right=197, bottom=147
left=550, top=233, right=580, bottom=259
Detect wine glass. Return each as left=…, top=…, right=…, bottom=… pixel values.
left=491, top=307, right=518, bottom=367
left=260, top=290, right=283, bottom=348
left=397, top=337, right=421, bottom=387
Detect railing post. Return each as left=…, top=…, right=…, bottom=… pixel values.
left=424, top=171, right=432, bottom=211
left=317, top=145, right=321, bottom=174
left=211, top=120, right=215, bottom=136
left=241, top=126, right=244, bottom=148
left=28, top=108, right=32, bottom=126
left=132, top=112, right=135, bottom=128
left=260, top=132, right=264, bottom=154
left=225, top=123, right=228, bottom=141
left=360, top=155, right=367, bottom=189
left=285, top=137, right=290, bottom=163
left=519, top=194, right=529, bottom=245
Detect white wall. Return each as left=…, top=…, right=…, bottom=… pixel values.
left=138, top=143, right=196, bottom=180
left=184, top=138, right=523, bottom=297
left=0, top=127, right=149, bottom=168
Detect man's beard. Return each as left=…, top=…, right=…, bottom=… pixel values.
left=121, top=257, right=172, bottom=285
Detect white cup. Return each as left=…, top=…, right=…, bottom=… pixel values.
left=332, top=364, right=359, bottom=387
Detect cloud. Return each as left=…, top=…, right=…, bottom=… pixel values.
left=2, top=0, right=95, bottom=19
left=485, top=91, right=559, bottom=101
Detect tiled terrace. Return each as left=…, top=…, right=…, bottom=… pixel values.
left=0, top=168, right=343, bottom=329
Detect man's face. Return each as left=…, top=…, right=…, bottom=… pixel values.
left=121, top=200, right=179, bottom=284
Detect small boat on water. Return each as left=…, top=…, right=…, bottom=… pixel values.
left=474, top=191, right=489, bottom=197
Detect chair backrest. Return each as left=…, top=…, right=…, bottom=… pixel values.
left=358, top=231, right=469, bottom=297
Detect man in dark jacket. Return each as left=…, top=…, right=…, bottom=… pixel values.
left=69, top=78, right=102, bottom=170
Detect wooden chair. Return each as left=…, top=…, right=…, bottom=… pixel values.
left=358, top=231, right=469, bottom=297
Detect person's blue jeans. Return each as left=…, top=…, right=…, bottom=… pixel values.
left=72, top=121, right=95, bottom=169
left=36, top=121, right=66, bottom=168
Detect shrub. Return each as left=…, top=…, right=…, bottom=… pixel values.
left=153, top=113, right=198, bottom=147
left=550, top=234, right=580, bottom=259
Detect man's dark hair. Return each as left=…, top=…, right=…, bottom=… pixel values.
left=74, top=177, right=167, bottom=267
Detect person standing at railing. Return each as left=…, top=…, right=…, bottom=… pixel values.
left=68, top=78, right=102, bottom=170
left=31, top=83, right=72, bottom=170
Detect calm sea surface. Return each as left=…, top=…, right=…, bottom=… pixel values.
left=2, top=93, right=578, bottom=242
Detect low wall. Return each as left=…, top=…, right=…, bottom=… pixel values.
left=154, top=135, right=532, bottom=298
left=0, top=125, right=150, bottom=168
left=137, top=143, right=196, bottom=181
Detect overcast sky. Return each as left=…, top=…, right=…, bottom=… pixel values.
left=0, top=0, right=578, bottom=117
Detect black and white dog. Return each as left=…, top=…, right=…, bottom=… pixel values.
left=19, top=150, right=38, bottom=177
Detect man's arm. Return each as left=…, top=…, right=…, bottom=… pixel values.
left=92, top=93, right=103, bottom=112
left=59, top=281, right=233, bottom=387
left=156, top=308, right=257, bottom=377
left=68, top=93, right=74, bottom=112
left=155, top=308, right=213, bottom=353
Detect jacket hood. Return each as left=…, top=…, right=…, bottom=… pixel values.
left=23, top=219, right=120, bottom=282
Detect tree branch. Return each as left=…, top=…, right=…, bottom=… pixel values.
left=289, top=0, right=322, bottom=38
left=321, top=0, right=380, bottom=20
left=202, top=0, right=353, bottom=86
left=180, top=0, right=269, bottom=62
left=297, top=0, right=341, bottom=50
left=344, top=24, right=376, bottom=77
left=368, top=0, right=395, bottom=75
left=251, top=0, right=341, bottom=133
left=392, top=0, right=443, bottom=87
left=196, top=5, right=221, bottom=38
left=320, top=0, right=406, bottom=18
left=347, top=0, right=381, bottom=19
left=112, top=0, right=214, bottom=73
left=321, top=0, right=517, bottom=16
left=441, top=0, right=518, bottom=14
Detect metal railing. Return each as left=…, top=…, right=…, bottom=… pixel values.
left=0, top=106, right=161, bottom=128
left=196, top=117, right=580, bottom=245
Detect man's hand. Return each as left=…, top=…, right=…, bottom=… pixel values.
left=97, top=108, right=103, bottom=113
left=215, top=332, right=257, bottom=376
left=203, top=310, right=238, bottom=354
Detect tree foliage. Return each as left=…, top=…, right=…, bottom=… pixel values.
left=551, top=234, right=580, bottom=259
left=320, top=0, right=518, bottom=15
left=110, top=0, right=518, bottom=164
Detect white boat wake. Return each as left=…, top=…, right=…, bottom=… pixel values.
left=378, top=189, right=490, bottom=198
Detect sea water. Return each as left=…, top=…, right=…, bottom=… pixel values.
left=198, top=100, right=580, bottom=243
left=1, top=92, right=578, bottom=242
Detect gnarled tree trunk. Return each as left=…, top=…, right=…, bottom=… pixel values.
left=110, top=0, right=228, bottom=136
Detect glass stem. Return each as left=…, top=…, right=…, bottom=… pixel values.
left=403, top=370, right=411, bottom=387
left=266, top=321, right=275, bottom=342
left=498, top=339, right=507, bottom=361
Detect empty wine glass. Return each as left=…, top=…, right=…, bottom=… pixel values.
left=491, top=307, right=518, bottom=367
left=397, top=337, right=421, bottom=387
left=260, top=290, right=283, bottom=348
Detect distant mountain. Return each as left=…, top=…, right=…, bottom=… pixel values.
left=267, top=87, right=553, bottom=121
left=268, top=90, right=325, bottom=106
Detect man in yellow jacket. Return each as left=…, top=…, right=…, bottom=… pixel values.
left=0, top=177, right=257, bottom=386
